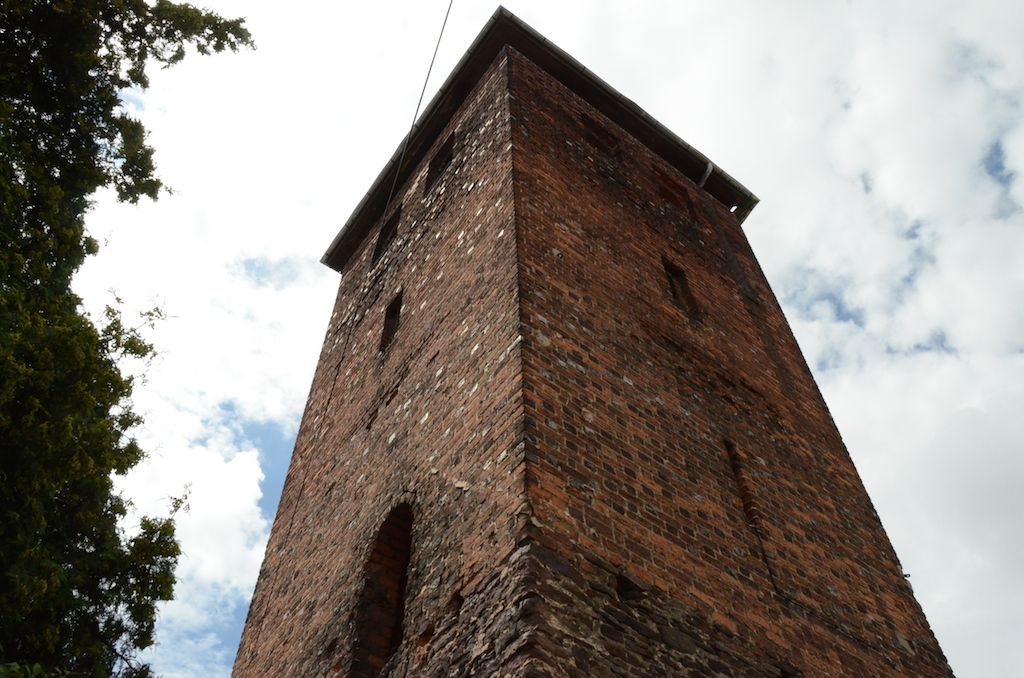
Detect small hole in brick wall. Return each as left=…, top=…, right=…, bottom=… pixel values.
left=662, top=258, right=701, bottom=318
left=380, top=291, right=403, bottom=354
left=350, top=504, right=414, bottom=677
left=449, top=591, right=464, bottom=614
left=372, top=205, right=402, bottom=265
left=425, top=132, right=456, bottom=193
left=615, top=572, right=644, bottom=601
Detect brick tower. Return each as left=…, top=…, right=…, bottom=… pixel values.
left=234, top=9, right=951, bottom=676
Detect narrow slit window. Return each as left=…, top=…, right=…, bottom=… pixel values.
left=663, top=259, right=700, bottom=318
left=380, top=291, right=403, bottom=353
left=372, top=207, right=402, bottom=265
left=424, top=133, right=456, bottom=193
left=350, top=504, right=414, bottom=677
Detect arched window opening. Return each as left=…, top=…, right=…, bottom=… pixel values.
left=351, top=503, right=414, bottom=677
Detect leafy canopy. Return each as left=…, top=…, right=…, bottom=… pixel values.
left=0, top=1, right=252, bottom=674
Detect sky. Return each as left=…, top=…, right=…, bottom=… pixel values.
left=73, top=1, right=1024, bottom=675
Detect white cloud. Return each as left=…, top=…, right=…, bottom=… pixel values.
left=72, top=1, right=1023, bottom=675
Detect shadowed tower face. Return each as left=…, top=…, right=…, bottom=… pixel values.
left=233, top=9, right=952, bottom=677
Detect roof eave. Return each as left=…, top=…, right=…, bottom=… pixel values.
left=322, top=7, right=758, bottom=273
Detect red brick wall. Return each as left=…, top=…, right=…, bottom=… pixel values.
left=507, top=48, right=950, bottom=676
left=234, top=50, right=533, bottom=676
left=236, top=43, right=951, bottom=677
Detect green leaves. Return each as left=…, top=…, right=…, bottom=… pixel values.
left=0, top=0, right=251, bottom=674
left=111, top=115, right=161, bottom=204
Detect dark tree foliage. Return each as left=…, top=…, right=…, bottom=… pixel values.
left=0, top=1, right=252, bottom=674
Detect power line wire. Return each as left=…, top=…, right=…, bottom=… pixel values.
left=382, top=0, right=456, bottom=217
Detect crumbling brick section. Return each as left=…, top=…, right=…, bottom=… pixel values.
left=234, top=16, right=952, bottom=677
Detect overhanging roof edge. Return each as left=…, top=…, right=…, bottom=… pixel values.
left=322, top=7, right=759, bottom=273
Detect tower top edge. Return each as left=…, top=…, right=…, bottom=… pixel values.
left=322, top=6, right=759, bottom=273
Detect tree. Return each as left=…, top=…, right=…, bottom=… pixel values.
left=0, top=1, right=252, bottom=674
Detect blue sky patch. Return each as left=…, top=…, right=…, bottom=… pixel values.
left=982, top=140, right=1021, bottom=218
left=202, top=401, right=297, bottom=667
left=817, top=289, right=864, bottom=326
left=885, top=330, right=958, bottom=357
left=237, top=256, right=305, bottom=290
left=117, top=88, right=145, bottom=113
left=891, top=239, right=936, bottom=307
left=903, top=220, right=925, bottom=241
left=815, top=347, right=845, bottom=373
left=984, top=141, right=1015, bottom=188
left=239, top=417, right=296, bottom=521
left=860, top=172, right=873, bottom=195
left=913, top=330, right=958, bottom=356
left=216, top=598, right=250, bottom=666
left=787, top=271, right=866, bottom=327
left=209, top=401, right=295, bottom=520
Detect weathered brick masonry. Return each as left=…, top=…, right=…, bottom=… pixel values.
left=234, top=9, right=951, bottom=677
left=234, top=48, right=531, bottom=676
